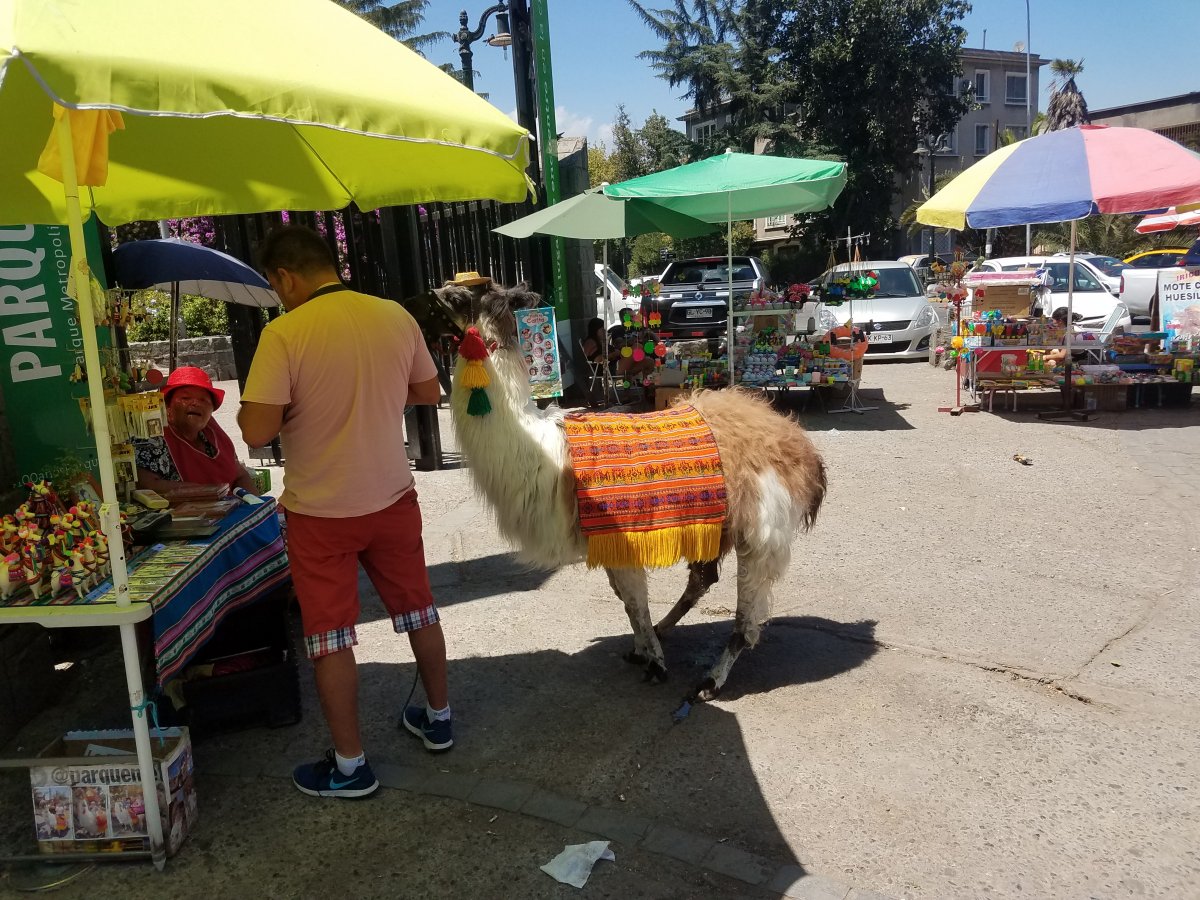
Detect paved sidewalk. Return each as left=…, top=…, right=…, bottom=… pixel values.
left=3, top=364, right=1199, bottom=898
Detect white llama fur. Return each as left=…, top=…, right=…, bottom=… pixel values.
left=439, top=282, right=826, bottom=702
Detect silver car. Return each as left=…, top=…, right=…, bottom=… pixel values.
left=816, top=261, right=940, bottom=360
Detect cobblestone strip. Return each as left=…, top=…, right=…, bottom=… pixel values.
left=360, top=764, right=896, bottom=899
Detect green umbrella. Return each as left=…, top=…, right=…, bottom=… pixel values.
left=493, top=188, right=718, bottom=239
left=604, top=152, right=847, bottom=384
left=602, top=151, right=846, bottom=222
left=495, top=189, right=717, bottom=395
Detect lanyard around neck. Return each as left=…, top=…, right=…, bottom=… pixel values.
left=307, top=283, right=345, bottom=302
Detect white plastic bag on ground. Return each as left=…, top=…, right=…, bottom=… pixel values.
left=540, top=840, right=616, bottom=888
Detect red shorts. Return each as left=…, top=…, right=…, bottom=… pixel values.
left=285, top=491, right=438, bottom=658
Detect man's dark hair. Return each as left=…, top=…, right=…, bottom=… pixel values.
left=258, top=225, right=336, bottom=275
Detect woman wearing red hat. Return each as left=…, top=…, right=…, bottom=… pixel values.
left=134, top=366, right=258, bottom=493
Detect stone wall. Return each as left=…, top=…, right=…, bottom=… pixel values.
left=128, top=335, right=237, bottom=381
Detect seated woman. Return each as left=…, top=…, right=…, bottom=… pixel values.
left=1044, top=306, right=1084, bottom=369
left=134, top=366, right=258, bottom=494
left=581, top=317, right=620, bottom=370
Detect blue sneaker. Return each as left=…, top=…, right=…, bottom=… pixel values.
left=292, top=751, right=379, bottom=799
left=402, top=706, right=454, bottom=752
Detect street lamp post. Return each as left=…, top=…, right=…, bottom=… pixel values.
left=914, top=139, right=939, bottom=261
left=455, top=3, right=511, bottom=93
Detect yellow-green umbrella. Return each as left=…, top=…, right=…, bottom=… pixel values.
left=1, top=0, right=531, bottom=865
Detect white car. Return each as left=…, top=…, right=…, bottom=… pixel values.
left=1051, top=252, right=1130, bottom=295
left=814, top=260, right=940, bottom=360
left=977, top=256, right=1125, bottom=330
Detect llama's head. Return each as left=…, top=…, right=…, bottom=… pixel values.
left=435, top=282, right=542, bottom=351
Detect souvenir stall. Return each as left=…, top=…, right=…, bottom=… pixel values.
left=917, top=124, right=1200, bottom=420
left=604, top=151, right=848, bottom=393
left=0, top=0, right=532, bottom=874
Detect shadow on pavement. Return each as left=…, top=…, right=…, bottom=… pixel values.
left=770, top=385, right=917, bottom=432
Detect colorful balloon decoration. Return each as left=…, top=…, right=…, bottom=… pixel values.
left=654, top=341, right=667, bottom=358
left=632, top=347, right=645, bottom=362
left=621, top=346, right=632, bottom=358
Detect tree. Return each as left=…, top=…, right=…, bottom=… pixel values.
left=588, top=144, right=617, bottom=188
left=611, top=105, right=648, bottom=182
left=631, top=0, right=973, bottom=245
left=1033, top=214, right=1174, bottom=260
left=333, top=1, right=446, bottom=54
left=640, top=111, right=694, bottom=172
left=1042, top=59, right=1089, bottom=133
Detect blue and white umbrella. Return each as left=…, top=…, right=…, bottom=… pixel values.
left=112, top=238, right=279, bottom=308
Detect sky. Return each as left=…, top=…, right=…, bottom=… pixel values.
left=426, top=0, right=1195, bottom=147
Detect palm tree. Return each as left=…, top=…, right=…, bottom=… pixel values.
left=334, top=1, right=446, bottom=55
left=1041, top=59, right=1090, bottom=133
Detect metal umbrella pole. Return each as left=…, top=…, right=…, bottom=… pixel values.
left=55, top=110, right=167, bottom=868
left=831, top=230, right=876, bottom=414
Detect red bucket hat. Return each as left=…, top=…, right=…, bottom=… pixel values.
left=163, top=366, right=225, bottom=410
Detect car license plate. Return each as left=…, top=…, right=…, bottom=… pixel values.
left=686, top=307, right=712, bottom=319
left=867, top=332, right=893, bottom=344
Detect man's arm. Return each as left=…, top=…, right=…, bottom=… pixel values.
left=408, top=375, right=441, bottom=406
left=238, top=402, right=285, bottom=448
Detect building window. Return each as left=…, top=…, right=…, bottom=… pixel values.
left=693, top=121, right=717, bottom=141
left=764, top=214, right=788, bottom=230
left=1005, top=124, right=1028, bottom=143
left=975, top=124, right=990, bottom=156
left=974, top=70, right=990, bottom=103
left=1005, top=73, right=1028, bottom=105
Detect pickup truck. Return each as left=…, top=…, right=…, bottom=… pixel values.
left=1119, top=238, right=1200, bottom=317
left=642, top=255, right=770, bottom=339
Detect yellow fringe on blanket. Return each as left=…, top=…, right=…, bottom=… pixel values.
left=585, top=523, right=723, bottom=570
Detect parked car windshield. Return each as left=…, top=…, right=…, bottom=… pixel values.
left=824, top=266, right=922, bottom=298
left=661, top=258, right=756, bottom=286
left=1001, top=262, right=1104, bottom=291
left=1081, top=256, right=1129, bottom=277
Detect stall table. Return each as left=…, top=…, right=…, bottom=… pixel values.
left=0, top=499, right=289, bottom=689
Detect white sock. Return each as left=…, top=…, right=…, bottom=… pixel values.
left=335, top=750, right=365, bottom=776
left=427, top=704, right=451, bottom=722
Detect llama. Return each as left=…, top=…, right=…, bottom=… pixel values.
left=435, top=283, right=827, bottom=703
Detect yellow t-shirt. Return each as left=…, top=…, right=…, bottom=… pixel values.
left=241, top=288, right=437, bottom=517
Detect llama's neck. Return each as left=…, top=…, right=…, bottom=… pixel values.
left=449, top=349, right=584, bottom=568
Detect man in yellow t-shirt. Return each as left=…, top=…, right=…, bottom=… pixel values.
left=239, top=225, right=451, bottom=801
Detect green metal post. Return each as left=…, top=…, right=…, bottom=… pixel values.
left=529, top=0, right=568, bottom=321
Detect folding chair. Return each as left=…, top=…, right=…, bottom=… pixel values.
left=579, top=339, right=621, bottom=406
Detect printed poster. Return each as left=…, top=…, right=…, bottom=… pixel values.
left=1158, top=268, right=1200, bottom=348
left=515, top=306, right=563, bottom=400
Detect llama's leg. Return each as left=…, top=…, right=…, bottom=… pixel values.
left=654, top=559, right=719, bottom=638
left=606, top=566, right=668, bottom=683
left=692, top=474, right=795, bottom=702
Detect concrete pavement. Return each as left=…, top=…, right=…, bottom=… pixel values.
left=2, top=363, right=1198, bottom=898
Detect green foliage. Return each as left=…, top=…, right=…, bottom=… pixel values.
left=588, top=145, right=617, bottom=187
left=181, top=296, right=229, bottom=337
left=627, top=221, right=757, bottom=277
left=124, top=290, right=228, bottom=343
left=332, top=0, right=446, bottom=54
left=1043, top=58, right=1089, bottom=132
left=630, top=0, right=973, bottom=244
left=1033, top=215, right=1175, bottom=260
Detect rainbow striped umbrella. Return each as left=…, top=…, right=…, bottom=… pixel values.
left=917, top=125, right=1200, bottom=230
left=1136, top=207, right=1200, bottom=234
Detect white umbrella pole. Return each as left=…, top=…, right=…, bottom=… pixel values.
left=1065, top=219, right=1076, bottom=412
left=727, top=192, right=735, bottom=386
left=57, top=111, right=167, bottom=868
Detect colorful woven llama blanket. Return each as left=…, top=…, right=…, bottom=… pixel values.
left=562, top=404, right=727, bottom=569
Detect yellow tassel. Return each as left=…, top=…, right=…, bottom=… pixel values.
left=585, top=524, right=723, bottom=570
left=459, top=359, right=490, bottom=390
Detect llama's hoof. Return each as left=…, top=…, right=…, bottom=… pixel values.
left=623, top=650, right=647, bottom=666
left=642, top=661, right=668, bottom=684
left=695, top=678, right=721, bottom=702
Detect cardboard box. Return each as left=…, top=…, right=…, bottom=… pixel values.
left=28, top=727, right=195, bottom=857
left=654, top=386, right=689, bottom=410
